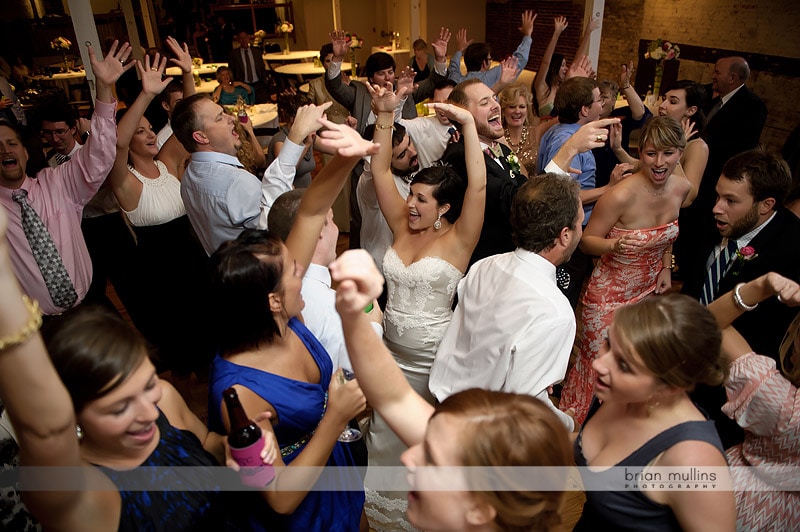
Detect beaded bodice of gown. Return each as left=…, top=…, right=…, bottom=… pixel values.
left=382, top=247, right=463, bottom=356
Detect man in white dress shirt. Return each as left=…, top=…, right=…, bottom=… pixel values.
left=429, top=173, right=583, bottom=431
left=397, top=78, right=456, bottom=168
left=269, top=189, right=383, bottom=371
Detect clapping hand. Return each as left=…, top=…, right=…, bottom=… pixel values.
left=497, top=56, right=520, bottom=86
left=316, top=117, right=379, bottom=158
left=165, top=36, right=193, bottom=73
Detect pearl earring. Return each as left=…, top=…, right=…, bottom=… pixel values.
left=433, top=212, right=442, bottom=230
left=76, top=424, right=84, bottom=440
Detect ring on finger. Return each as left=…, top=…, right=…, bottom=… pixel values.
left=778, top=294, right=785, bottom=303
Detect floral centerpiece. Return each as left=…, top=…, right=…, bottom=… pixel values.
left=644, top=38, right=680, bottom=97
left=345, top=32, right=363, bottom=77
left=51, top=36, right=73, bottom=72
left=278, top=21, right=294, bottom=54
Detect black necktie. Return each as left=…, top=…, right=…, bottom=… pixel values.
left=11, top=189, right=78, bottom=309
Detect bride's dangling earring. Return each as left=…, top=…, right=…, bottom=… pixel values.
left=434, top=212, right=442, bottom=231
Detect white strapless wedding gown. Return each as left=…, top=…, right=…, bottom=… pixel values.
left=365, top=247, right=463, bottom=531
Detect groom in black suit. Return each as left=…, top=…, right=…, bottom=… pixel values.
left=683, top=149, right=800, bottom=447
left=441, top=79, right=527, bottom=266
left=677, top=56, right=767, bottom=276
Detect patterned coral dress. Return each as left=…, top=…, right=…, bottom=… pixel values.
left=562, top=220, right=679, bottom=424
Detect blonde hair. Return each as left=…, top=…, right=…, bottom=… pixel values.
left=499, top=82, right=535, bottom=127
left=638, top=115, right=687, bottom=153
left=613, top=294, right=727, bottom=390
left=434, top=389, right=571, bottom=532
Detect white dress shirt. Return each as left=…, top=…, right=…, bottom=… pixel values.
left=356, top=160, right=411, bottom=272
left=301, top=262, right=383, bottom=372
left=397, top=115, right=452, bottom=168
left=429, top=249, right=576, bottom=430
left=156, top=121, right=173, bottom=150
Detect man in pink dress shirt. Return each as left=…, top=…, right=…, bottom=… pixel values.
left=0, top=41, right=134, bottom=315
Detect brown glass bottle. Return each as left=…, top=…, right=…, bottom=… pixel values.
left=223, top=387, right=275, bottom=487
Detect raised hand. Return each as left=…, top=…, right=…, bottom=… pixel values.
left=585, top=16, right=601, bottom=35
left=566, top=55, right=593, bottom=79
left=331, top=249, right=386, bottom=316
left=609, top=121, right=622, bottom=150
left=426, top=102, right=474, bottom=126
left=366, top=81, right=409, bottom=114
left=89, top=40, right=134, bottom=101
left=619, top=60, right=634, bottom=87
left=329, top=30, right=349, bottom=61
left=316, top=117, right=380, bottom=158
left=288, top=102, right=332, bottom=143
left=137, top=54, right=172, bottom=97
left=395, top=66, right=415, bottom=96
left=165, top=36, right=193, bottom=73
left=519, top=10, right=537, bottom=37
left=456, top=28, right=473, bottom=52
left=554, top=16, right=568, bottom=34
left=681, top=117, right=698, bottom=141
left=497, top=56, right=520, bottom=85
left=609, top=162, right=635, bottom=185
left=430, top=27, right=451, bottom=62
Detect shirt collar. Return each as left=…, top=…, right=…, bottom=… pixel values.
left=191, top=151, right=244, bottom=167
left=513, top=248, right=557, bottom=283
left=736, top=210, right=776, bottom=249
left=304, top=263, right=332, bottom=287
left=720, top=83, right=745, bottom=106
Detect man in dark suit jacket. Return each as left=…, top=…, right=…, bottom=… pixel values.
left=678, top=56, right=767, bottom=279
left=228, top=31, right=272, bottom=104
left=683, top=149, right=800, bottom=447
left=441, top=79, right=526, bottom=265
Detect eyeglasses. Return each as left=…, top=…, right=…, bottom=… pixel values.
left=41, top=128, right=71, bottom=138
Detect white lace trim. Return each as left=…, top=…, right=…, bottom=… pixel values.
left=364, top=487, right=419, bottom=532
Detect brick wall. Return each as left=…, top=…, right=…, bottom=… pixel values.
left=485, top=0, right=800, bottom=153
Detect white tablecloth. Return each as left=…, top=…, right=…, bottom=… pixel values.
left=263, top=50, right=319, bottom=62
left=165, top=63, right=227, bottom=77
left=274, top=62, right=351, bottom=77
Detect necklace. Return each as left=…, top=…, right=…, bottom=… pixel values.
left=504, top=125, right=528, bottom=150
left=643, top=182, right=665, bottom=197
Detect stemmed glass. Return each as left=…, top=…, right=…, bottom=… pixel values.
left=337, top=369, right=363, bottom=442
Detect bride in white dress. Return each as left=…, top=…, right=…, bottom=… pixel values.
left=365, top=81, right=486, bottom=530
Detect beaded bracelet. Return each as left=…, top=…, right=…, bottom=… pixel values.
left=375, top=123, right=394, bottom=130
left=0, top=296, right=42, bottom=352
left=733, top=283, right=758, bottom=312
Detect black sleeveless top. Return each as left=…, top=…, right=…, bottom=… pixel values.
left=573, top=399, right=724, bottom=531
left=96, top=410, right=240, bottom=532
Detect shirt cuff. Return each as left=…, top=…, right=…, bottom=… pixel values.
left=328, top=61, right=342, bottom=79
left=93, top=99, right=118, bottom=119
left=277, top=137, right=305, bottom=167
left=433, top=61, right=447, bottom=76
left=544, top=159, right=569, bottom=176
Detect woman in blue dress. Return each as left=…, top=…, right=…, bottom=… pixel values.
left=212, top=65, right=254, bottom=105
left=207, top=116, right=378, bottom=531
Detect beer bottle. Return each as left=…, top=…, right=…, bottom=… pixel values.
left=223, top=387, right=275, bottom=487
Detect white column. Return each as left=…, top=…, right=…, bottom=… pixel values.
left=584, top=0, right=605, bottom=70
left=66, top=0, right=102, bottom=100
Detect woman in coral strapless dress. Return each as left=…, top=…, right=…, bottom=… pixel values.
left=561, top=116, right=693, bottom=424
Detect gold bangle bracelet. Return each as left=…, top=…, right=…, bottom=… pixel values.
left=0, top=296, right=42, bottom=352
left=375, top=123, right=394, bottom=130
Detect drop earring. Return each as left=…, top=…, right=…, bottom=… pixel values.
left=76, top=424, right=84, bottom=440
left=433, top=212, right=442, bottom=230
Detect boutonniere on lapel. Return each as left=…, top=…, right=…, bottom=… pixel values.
left=730, top=245, right=758, bottom=276
left=506, top=152, right=521, bottom=178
